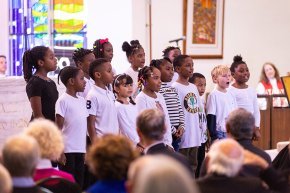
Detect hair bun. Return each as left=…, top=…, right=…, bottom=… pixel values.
left=233, top=55, right=243, bottom=63
left=122, top=41, right=131, bottom=52
left=130, top=40, right=140, bottom=46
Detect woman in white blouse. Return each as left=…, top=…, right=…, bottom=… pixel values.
left=256, top=62, right=288, bottom=110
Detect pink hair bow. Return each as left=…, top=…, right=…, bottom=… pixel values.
left=100, top=38, right=109, bottom=45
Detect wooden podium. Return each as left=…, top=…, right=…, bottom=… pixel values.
left=254, top=94, right=290, bottom=150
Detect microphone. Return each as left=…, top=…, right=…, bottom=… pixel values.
left=169, top=36, right=186, bottom=43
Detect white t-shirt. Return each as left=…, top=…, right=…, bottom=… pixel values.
left=86, top=85, right=119, bottom=136
left=206, top=89, right=238, bottom=133
left=115, top=101, right=140, bottom=144
left=228, top=85, right=260, bottom=127
left=125, top=66, right=139, bottom=98
left=55, top=93, right=88, bottom=153
left=172, top=82, right=201, bottom=148
left=78, top=77, right=95, bottom=98
left=135, top=91, right=173, bottom=146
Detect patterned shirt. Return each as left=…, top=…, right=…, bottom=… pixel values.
left=159, top=82, right=185, bottom=134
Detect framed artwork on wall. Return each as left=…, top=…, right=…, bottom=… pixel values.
left=183, top=0, right=224, bottom=59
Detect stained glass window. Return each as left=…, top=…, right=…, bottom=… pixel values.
left=9, top=0, right=87, bottom=76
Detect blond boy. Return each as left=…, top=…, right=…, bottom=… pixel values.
left=206, top=65, right=237, bottom=141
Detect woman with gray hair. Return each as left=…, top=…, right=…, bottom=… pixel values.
left=127, top=155, right=199, bottom=193
left=23, top=118, right=75, bottom=183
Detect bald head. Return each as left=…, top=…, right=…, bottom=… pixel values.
left=127, top=155, right=198, bottom=193
left=2, top=135, right=40, bottom=177
left=207, top=139, right=244, bottom=177
left=0, top=164, right=12, bottom=193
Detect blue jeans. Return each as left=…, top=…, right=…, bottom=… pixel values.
left=216, top=131, right=227, bottom=139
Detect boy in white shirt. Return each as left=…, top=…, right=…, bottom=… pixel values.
left=172, top=55, right=202, bottom=174
left=189, top=72, right=208, bottom=178
left=206, top=65, right=237, bottom=142
left=55, top=66, right=88, bottom=187
left=86, top=58, right=119, bottom=142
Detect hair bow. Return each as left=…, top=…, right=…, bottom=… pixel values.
left=100, top=38, right=109, bottom=45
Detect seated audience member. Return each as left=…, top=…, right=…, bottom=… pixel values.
left=272, top=141, right=290, bottom=172
left=126, top=155, right=199, bottom=193
left=0, top=164, right=12, bottom=193
left=0, top=55, right=7, bottom=77
left=257, top=62, right=288, bottom=109
left=226, top=108, right=271, bottom=164
left=136, top=109, right=193, bottom=175
left=24, top=118, right=75, bottom=182
left=197, top=139, right=288, bottom=193
left=2, top=135, right=47, bottom=193
left=86, top=134, right=138, bottom=193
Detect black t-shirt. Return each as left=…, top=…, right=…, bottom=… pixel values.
left=26, top=75, right=59, bottom=122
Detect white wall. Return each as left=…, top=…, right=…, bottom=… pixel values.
left=148, top=0, right=290, bottom=91
left=1, top=0, right=289, bottom=91
left=86, top=0, right=133, bottom=73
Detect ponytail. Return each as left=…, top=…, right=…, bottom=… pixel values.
left=22, top=46, right=49, bottom=82
left=23, top=50, right=34, bottom=82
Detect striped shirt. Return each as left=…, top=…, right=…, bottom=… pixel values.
left=159, top=82, right=185, bottom=134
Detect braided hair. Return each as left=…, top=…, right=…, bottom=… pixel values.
left=72, top=48, right=93, bottom=67
left=93, top=38, right=110, bottom=59
left=137, top=66, right=156, bottom=92
left=23, top=46, right=49, bottom=82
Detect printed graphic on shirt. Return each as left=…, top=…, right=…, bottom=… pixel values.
left=199, top=106, right=208, bottom=142
left=198, top=107, right=206, bottom=123
left=86, top=100, right=91, bottom=109
left=184, top=92, right=199, bottom=114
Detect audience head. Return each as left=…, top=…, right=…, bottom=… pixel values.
left=2, top=135, right=40, bottom=177
left=89, top=58, right=113, bottom=85
left=162, top=46, right=181, bottom=63
left=260, top=62, right=280, bottom=83
left=72, top=48, right=95, bottom=76
left=127, top=155, right=199, bottom=193
left=207, top=139, right=244, bottom=177
left=226, top=108, right=255, bottom=140
left=0, top=55, right=7, bottom=75
left=136, top=109, right=166, bottom=144
left=23, top=46, right=57, bottom=82
left=189, top=73, right=206, bottom=96
left=93, top=38, right=113, bottom=61
left=122, top=40, right=145, bottom=70
left=58, top=66, right=85, bottom=92
left=0, top=164, right=12, bottom=193
left=24, top=118, right=64, bottom=161
left=87, top=134, right=138, bottom=181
